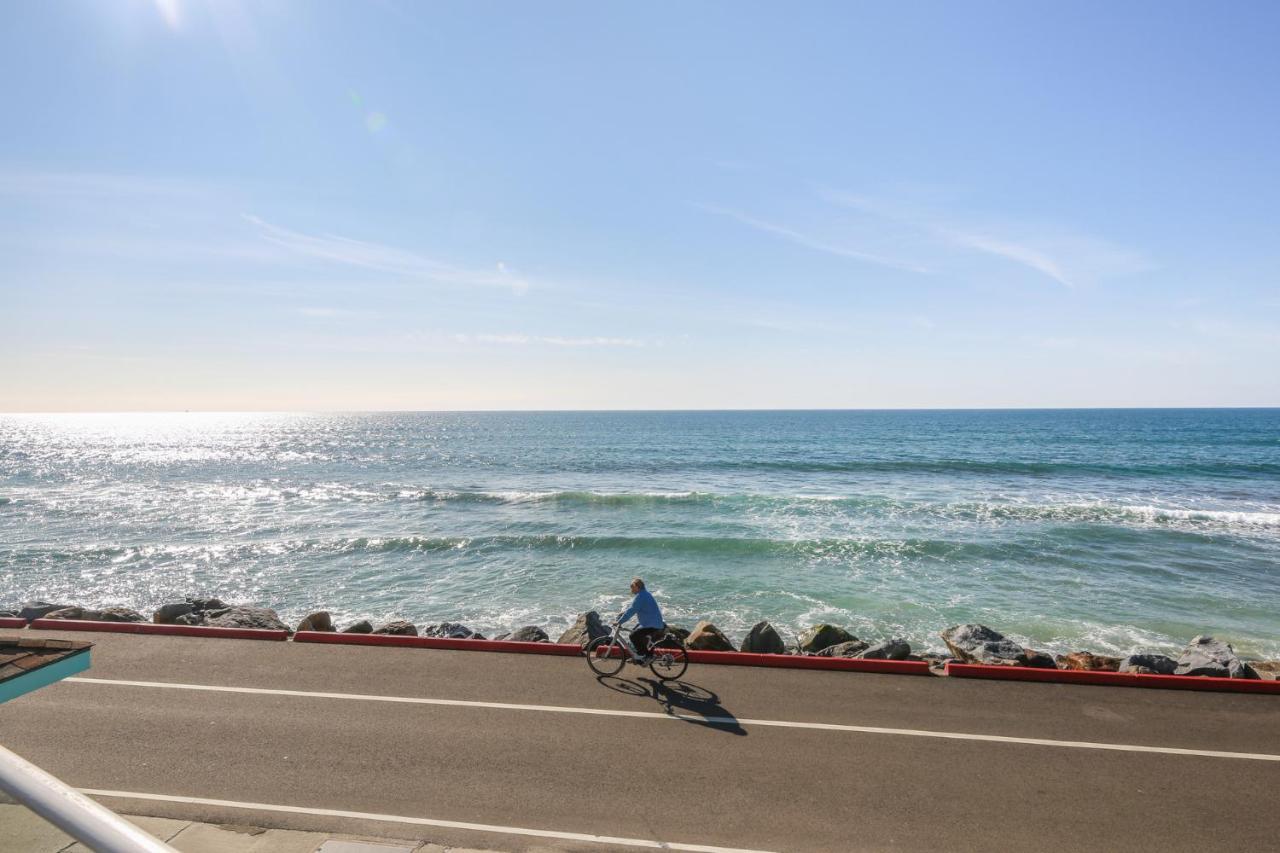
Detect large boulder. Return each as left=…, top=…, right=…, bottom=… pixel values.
left=372, top=620, right=418, bottom=636
left=1246, top=661, right=1280, bottom=680
left=342, top=619, right=374, bottom=634
left=798, top=624, right=856, bottom=654
left=1174, top=636, right=1259, bottom=679
left=856, top=639, right=911, bottom=660
left=203, top=606, right=290, bottom=632
left=153, top=602, right=195, bottom=624
left=296, top=611, right=333, bottom=633
left=556, top=611, right=610, bottom=646
left=1119, top=653, right=1177, bottom=675
left=940, top=624, right=1028, bottom=666
left=186, top=597, right=225, bottom=612
left=740, top=621, right=786, bottom=655
left=19, top=601, right=70, bottom=621
left=422, top=622, right=484, bottom=640
left=43, top=606, right=145, bottom=623
left=686, top=621, right=735, bottom=652
left=1057, top=651, right=1122, bottom=672
left=507, top=626, right=549, bottom=643
left=1022, top=649, right=1058, bottom=669
left=815, top=639, right=871, bottom=657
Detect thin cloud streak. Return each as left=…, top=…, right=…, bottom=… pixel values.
left=698, top=204, right=931, bottom=273
left=948, top=231, right=1075, bottom=288
left=243, top=214, right=529, bottom=293
left=455, top=334, right=648, bottom=348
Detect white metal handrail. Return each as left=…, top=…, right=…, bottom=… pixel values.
left=0, top=743, right=176, bottom=852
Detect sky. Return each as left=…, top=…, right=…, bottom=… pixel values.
left=2, top=1, right=1278, bottom=412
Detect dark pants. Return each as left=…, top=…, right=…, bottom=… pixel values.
left=631, top=627, right=664, bottom=658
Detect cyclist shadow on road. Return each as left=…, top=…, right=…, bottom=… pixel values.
left=595, top=675, right=746, bottom=736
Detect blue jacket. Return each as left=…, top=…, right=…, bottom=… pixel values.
left=618, top=589, right=664, bottom=630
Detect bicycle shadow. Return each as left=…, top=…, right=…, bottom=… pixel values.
left=595, top=674, right=746, bottom=736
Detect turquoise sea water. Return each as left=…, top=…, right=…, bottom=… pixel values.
left=1, top=410, right=1277, bottom=657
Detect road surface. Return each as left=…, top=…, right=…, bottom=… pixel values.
left=1, top=629, right=1276, bottom=852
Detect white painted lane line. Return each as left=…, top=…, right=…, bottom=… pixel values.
left=66, top=677, right=1280, bottom=762
left=79, top=788, right=774, bottom=853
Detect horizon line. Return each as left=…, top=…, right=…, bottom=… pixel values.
left=3, top=406, right=1279, bottom=416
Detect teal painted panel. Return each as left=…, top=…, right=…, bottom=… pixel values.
left=0, top=650, right=90, bottom=704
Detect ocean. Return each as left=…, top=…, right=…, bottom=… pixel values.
left=1, top=409, right=1277, bottom=658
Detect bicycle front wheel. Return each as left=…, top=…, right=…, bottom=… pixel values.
left=650, top=640, right=689, bottom=681
left=585, top=635, right=627, bottom=677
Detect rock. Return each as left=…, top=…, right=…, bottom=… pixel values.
left=507, top=626, right=549, bottom=643
left=940, top=624, right=1028, bottom=666
left=296, top=611, right=334, bottom=633
left=0, top=608, right=18, bottom=617
left=1246, top=660, right=1280, bottom=680
left=174, top=613, right=203, bottom=626
left=740, top=621, right=786, bottom=655
left=556, top=611, right=610, bottom=646
left=1174, top=636, right=1259, bottom=679
left=186, top=597, right=225, bottom=612
left=1022, top=649, right=1057, bottom=669
left=19, top=601, right=70, bottom=621
left=1056, top=651, right=1122, bottom=672
left=153, top=602, right=195, bottom=624
left=43, top=606, right=144, bottom=623
left=203, top=606, right=290, bottom=632
left=422, top=622, right=484, bottom=640
left=686, top=621, right=735, bottom=651
left=662, top=625, right=691, bottom=643
left=372, top=620, right=418, bottom=636
left=815, top=640, right=871, bottom=658
left=798, top=624, right=856, bottom=654
left=1117, top=654, right=1176, bottom=675
left=856, top=639, right=911, bottom=660
left=342, top=620, right=374, bottom=634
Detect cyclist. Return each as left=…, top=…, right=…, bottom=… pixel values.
left=616, top=577, right=664, bottom=664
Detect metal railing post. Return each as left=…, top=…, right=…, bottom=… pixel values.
left=0, top=743, right=176, bottom=852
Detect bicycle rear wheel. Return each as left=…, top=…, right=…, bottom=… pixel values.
left=585, top=635, right=627, bottom=677
left=649, top=639, right=689, bottom=681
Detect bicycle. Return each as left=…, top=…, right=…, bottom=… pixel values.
left=585, top=622, right=689, bottom=681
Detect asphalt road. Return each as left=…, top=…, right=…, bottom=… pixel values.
left=1, top=629, right=1277, bottom=852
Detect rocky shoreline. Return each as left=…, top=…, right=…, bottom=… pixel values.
left=5, top=598, right=1276, bottom=681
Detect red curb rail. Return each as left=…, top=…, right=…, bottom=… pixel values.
left=945, top=662, right=1280, bottom=694
left=685, top=649, right=932, bottom=674
left=293, top=631, right=582, bottom=656
left=0, top=618, right=26, bottom=630
left=28, top=619, right=288, bottom=641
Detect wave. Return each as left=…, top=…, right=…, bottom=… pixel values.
left=702, top=458, right=1280, bottom=478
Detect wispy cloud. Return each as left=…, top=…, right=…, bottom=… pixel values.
left=819, top=187, right=1153, bottom=288
left=243, top=215, right=529, bottom=293
left=455, top=334, right=649, bottom=348
left=697, top=204, right=931, bottom=274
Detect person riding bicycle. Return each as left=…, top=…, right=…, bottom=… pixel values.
left=616, top=577, right=664, bottom=663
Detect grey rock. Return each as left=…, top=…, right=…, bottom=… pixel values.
left=422, top=622, right=484, bottom=640
left=1174, top=635, right=1259, bottom=679
left=372, top=620, right=418, bottom=636
left=940, top=624, right=1028, bottom=666
left=43, top=606, right=144, bottom=623
left=1119, top=653, right=1177, bottom=675
left=153, top=602, right=195, bottom=624
left=798, top=624, right=857, bottom=654
left=296, top=611, right=334, bottom=632
left=1022, top=649, right=1057, bottom=669
left=856, top=639, right=912, bottom=660
left=185, top=597, right=225, bottom=612
left=815, top=639, right=871, bottom=658
left=556, top=611, right=610, bottom=646
left=203, top=606, right=290, bottom=632
left=174, top=613, right=204, bottom=626
left=686, top=621, right=735, bottom=652
left=507, top=626, right=549, bottom=643
left=662, top=625, right=692, bottom=643
left=740, top=621, right=786, bottom=655
left=342, top=619, right=374, bottom=634
left=19, top=601, right=70, bottom=621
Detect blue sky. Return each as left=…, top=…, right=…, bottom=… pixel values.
left=2, top=1, right=1278, bottom=411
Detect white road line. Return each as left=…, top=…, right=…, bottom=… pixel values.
left=66, top=677, right=1280, bottom=762
left=78, top=788, right=775, bottom=853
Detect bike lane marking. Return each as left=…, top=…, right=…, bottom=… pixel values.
left=79, top=788, right=776, bottom=853
left=65, top=676, right=1280, bottom=763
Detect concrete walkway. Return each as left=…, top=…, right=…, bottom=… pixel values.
left=0, top=803, right=515, bottom=853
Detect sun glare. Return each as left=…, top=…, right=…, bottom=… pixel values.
left=152, top=0, right=181, bottom=30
